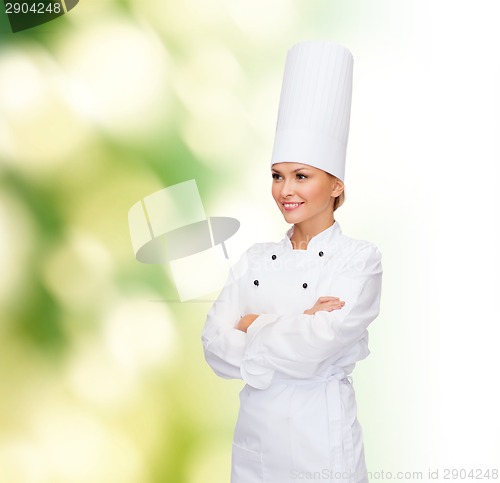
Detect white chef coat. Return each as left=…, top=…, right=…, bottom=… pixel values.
left=201, top=220, right=383, bottom=483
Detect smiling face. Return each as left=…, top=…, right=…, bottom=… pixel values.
left=271, top=162, right=344, bottom=232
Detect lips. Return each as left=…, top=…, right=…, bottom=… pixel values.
left=282, top=202, right=304, bottom=211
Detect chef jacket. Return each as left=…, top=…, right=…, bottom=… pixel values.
left=201, top=220, right=383, bottom=483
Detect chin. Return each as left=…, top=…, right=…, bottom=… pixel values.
left=282, top=213, right=302, bottom=223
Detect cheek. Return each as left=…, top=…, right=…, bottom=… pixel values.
left=305, top=184, right=331, bottom=205
left=304, top=185, right=322, bottom=201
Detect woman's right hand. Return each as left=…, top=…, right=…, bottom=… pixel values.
left=304, top=296, right=345, bottom=315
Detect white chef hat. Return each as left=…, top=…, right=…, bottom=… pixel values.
left=270, top=40, right=354, bottom=182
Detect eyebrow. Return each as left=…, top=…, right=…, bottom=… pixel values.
left=271, top=167, right=311, bottom=174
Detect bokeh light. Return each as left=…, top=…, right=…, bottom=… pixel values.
left=0, top=45, right=90, bottom=172
left=0, top=191, right=34, bottom=312
left=56, top=14, right=172, bottom=141
left=103, top=296, right=178, bottom=374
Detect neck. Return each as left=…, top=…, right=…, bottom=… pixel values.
left=290, top=219, right=335, bottom=250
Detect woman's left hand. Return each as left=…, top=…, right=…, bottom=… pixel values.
left=235, top=314, right=259, bottom=333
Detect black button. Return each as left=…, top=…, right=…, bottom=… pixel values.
left=271, top=254, right=277, bottom=260
left=254, top=280, right=259, bottom=286
left=319, top=251, right=324, bottom=257
left=302, top=283, right=308, bottom=289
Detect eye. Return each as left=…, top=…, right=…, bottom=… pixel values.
left=271, top=173, right=281, bottom=180
left=296, top=173, right=307, bottom=180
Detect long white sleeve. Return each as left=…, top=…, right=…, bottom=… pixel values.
left=240, top=244, right=383, bottom=389
left=201, top=250, right=248, bottom=380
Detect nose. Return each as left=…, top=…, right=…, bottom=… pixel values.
left=280, top=178, right=295, bottom=198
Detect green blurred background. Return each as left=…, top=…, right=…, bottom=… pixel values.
left=1, top=1, right=500, bottom=482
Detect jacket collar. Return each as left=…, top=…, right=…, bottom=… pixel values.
left=284, top=220, right=342, bottom=252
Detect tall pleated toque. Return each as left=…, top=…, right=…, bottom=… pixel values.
left=270, top=40, right=354, bottom=182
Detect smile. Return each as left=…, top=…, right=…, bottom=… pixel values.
left=282, top=202, right=304, bottom=211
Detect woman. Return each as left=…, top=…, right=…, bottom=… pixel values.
left=201, top=40, right=383, bottom=483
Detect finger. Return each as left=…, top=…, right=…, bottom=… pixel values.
left=318, top=296, right=340, bottom=302
left=323, top=301, right=345, bottom=309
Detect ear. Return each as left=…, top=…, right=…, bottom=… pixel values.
left=331, top=178, right=344, bottom=198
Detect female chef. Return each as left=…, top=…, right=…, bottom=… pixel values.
left=201, top=40, right=383, bottom=483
